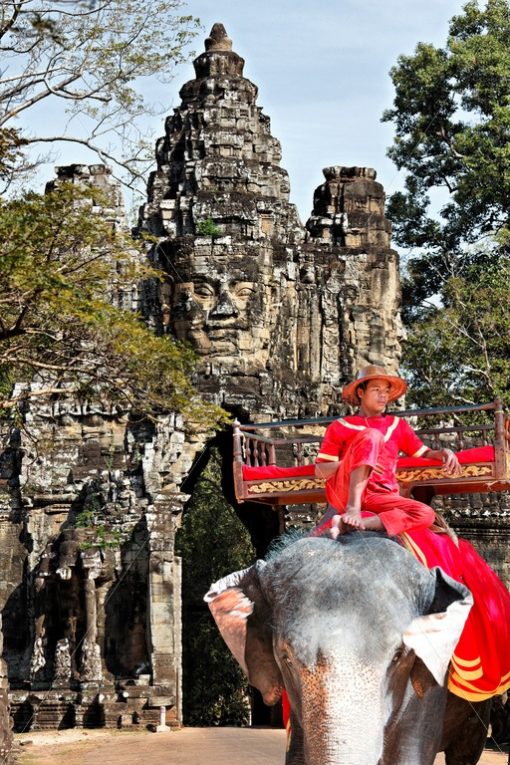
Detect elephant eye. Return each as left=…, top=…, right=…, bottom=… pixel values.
left=391, top=646, right=405, bottom=664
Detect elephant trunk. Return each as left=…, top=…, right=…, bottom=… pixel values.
left=304, top=715, right=383, bottom=765
left=301, top=661, right=386, bottom=765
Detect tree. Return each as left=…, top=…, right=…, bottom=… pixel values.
left=383, top=0, right=510, bottom=312
left=402, top=259, right=510, bottom=409
left=384, top=1, right=510, bottom=409
left=0, top=1, right=200, bottom=191
left=177, top=448, right=255, bottom=726
left=0, top=180, right=227, bottom=428
left=0, top=4, right=227, bottom=426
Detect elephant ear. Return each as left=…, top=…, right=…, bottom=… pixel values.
left=402, top=567, right=473, bottom=687
left=204, top=561, right=283, bottom=706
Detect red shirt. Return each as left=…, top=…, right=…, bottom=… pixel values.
left=316, top=414, right=427, bottom=493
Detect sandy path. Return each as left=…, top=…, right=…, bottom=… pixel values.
left=16, top=727, right=509, bottom=765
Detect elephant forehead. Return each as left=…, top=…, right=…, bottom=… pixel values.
left=276, top=605, right=407, bottom=669
left=267, top=535, right=430, bottom=599
left=272, top=573, right=418, bottom=631
left=265, top=536, right=432, bottom=665
left=301, top=653, right=383, bottom=699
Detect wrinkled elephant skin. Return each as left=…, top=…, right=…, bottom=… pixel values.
left=206, top=533, right=490, bottom=765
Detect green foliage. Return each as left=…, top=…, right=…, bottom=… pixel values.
left=0, top=128, right=25, bottom=183
left=385, top=1, right=510, bottom=408
left=196, top=218, right=222, bottom=238
left=75, top=502, right=123, bottom=550
left=78, top=525, right=123, bottom=551
left=182, top=612, right=252, bottom=726
left=384, top=0, right=510, bottom=308
left=75, top=510, right=96, bottom=528
left=176, top=448, right=255, bottom=726
left=402, top=258, right=510, bottom=408
left=0, top=182, right=228, bottom=429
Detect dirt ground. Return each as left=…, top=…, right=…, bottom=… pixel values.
left=15, top=727, right=509, bottom=765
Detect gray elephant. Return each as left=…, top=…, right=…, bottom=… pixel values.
left=205, top=533, right=490, bottom=765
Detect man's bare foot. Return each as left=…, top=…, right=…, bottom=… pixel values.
left=328, top=514, right=349, bottom=540
left=342, top=505, right=365, bottom=529
left=328, top=511, right=365, bottom=539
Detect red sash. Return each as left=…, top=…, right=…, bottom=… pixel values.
left=401, top=528, right=510, bottom=701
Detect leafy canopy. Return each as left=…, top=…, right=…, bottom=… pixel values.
left=384, top=0, right=510, bottom=408
left=383, top=0, right=510, bottom=308
left=402, top=258, right=510, bottom=408
left=0, top=181, right=227, bottom=428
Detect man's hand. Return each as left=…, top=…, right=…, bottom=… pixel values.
left=440, top=448, right=462, bottom=476
left=423, top=447, right=462, bottom=476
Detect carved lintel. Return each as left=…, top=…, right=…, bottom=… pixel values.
left=397, top=465, right=493, bottom=484
left=248, top=478, right=325, bottom=494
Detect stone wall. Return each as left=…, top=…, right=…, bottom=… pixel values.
left=0, top=167, right=206, bottom=734
left=1, top=379, right=196, bottom=733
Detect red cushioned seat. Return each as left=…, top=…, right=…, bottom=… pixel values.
left=397, top=445, right=494, bottom=469
left=242, top=446, right=495, bottom=481
left=243, top=463, right=316, bottom=480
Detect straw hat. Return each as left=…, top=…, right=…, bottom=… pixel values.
left=342, top=365, right=408, bottom=406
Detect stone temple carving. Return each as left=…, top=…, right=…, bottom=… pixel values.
left=53, top=639, right=72, bottom=686
left=139, top=23, right=403, bottom=421
left=0, top=22, right=507, bottom=745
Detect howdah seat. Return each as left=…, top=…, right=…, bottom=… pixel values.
left=233, top=401, right=510, bottom=507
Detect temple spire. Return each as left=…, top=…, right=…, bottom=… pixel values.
left=205, top=23, right=232, bottom=52
left=192, top=21, right=244, bottom=79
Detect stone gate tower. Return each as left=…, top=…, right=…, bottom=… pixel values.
left=139, top=23, right=403, bottom=420
left=0, top=24, right=405, bottom=734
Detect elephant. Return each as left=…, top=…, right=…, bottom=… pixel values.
left=205, top=532, right=491, bottom=765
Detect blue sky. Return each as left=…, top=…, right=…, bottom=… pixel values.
left=29, top=0, right=466, bottom=222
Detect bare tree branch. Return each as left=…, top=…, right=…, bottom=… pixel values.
left=0, top=0, right=201, bottom=190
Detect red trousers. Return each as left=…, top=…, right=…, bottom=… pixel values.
left=322, top=429, right=435, bottom=536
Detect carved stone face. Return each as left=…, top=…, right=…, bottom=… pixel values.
left=168, top=250, right=274, bottom=362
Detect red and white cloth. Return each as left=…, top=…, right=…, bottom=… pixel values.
left=311, top=414, right=510, bottom=703
left=315, top=415, right=434, bottom=535
left=402, top=527, right=510, bottom=701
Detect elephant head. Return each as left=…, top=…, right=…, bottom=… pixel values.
left=205, top=534, right=473, bottom=765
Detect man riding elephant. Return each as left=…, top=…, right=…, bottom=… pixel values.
left=314, top=364, right=460, bottom=537
left=312, top=365, right=510, bottom=703
left=207, top=365, right=510, bottom=763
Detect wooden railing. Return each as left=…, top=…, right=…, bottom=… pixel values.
left=232, top=400, right=510, bottom=507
